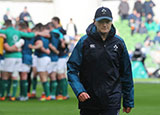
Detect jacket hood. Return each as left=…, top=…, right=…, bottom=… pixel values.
left=86, top=23, right=116, bottom=41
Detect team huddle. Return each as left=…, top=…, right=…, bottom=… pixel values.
left=0, top=17, right=69, bottom=101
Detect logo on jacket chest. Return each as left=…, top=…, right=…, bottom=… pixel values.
left=113, top=44, right=118, bottom=51
left=90, top=44, right=96, bottom=48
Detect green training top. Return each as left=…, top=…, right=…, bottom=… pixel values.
left=0, top=27, right=35, bottom=58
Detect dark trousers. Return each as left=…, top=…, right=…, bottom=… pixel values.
left=80, top=108, right=120, bottom=115
left=121, top=14, right=128, bottom=20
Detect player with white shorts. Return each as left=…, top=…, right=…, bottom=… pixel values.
left=0, top=20, right=36, bottom=101
left=18, top=21, right=35, bottom=101
left=56, top=38, right=69, bottom=100
left=48, top=22, right=62, bottom=100
left=30, top=54, right=38, bottom=97
left=29, top=24, right=51, bottom=101
left=0, top=55, right=4, bottom=98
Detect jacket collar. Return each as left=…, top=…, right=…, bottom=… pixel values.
left=86, top=23, right=116, bottom=42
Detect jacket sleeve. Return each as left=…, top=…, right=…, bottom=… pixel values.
left=67, top=36, right=87, bottom=97
left=20, top=31, right=35, bottom=38
left=0, top=29, right=6, bottom=34
left=119, top=40, right=134, bottom=108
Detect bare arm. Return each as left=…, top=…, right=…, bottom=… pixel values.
left=40, top=47, right=50, bottom=55
left=28, top=40, right=43, bottom=49
left=35, top=30, right=51, bottom=38
left=49, top=43, right=59, bottom=55
left=4, top=43, right=20, bottom=52
left=0, top=34, right=6, bottom=38
left=60, top=39, right=66, bottom=48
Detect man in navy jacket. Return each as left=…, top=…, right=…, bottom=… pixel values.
left=67, top=7, right=134, bottom=115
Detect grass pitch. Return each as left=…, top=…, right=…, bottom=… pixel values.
left=0, top=83, right=160, bottom=115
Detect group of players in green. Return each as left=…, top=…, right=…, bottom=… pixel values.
left=0, top=17, right=69, bottom=101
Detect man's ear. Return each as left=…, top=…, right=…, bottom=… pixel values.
left=94, top=20, right=97, bottom=25
left=93, top=19, right=96, bottom=24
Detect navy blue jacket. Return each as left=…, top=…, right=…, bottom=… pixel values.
left=22, top=37, right=35, bottom=65
left=35, top=36, right=50, bottom=58
left=67, top=23, right=134, bottom=110
left=50, top=31, right=61, bottom=62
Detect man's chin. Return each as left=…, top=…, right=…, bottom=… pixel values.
left=99, top=31, right=108, bottom=35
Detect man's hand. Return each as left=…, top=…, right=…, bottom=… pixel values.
left=123, top=107, right=132, bottom=113
left=28, top=44, right=33, bottom=49
left=78, top=92, right=90, bottom=102
left=46, top=49, right=51, bottom=55
left=0, top=34, right=6, bottom=39
left=17, top=48, right=22, bottom=52
left=49, top=43, right=59, bottom=55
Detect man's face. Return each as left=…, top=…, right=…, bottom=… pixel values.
left=24, top=7, right=27, bottom=13
left=94, top=19, right=112, bottom=34
left=52, top=20, right=58, bottom=27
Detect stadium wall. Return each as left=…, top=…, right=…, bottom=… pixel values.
left=0, top=0, right=159, bottom=34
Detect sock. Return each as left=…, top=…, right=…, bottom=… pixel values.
left=27, top=72, right=32, bottom=93
left=20, top=80, right=23, bottom=97
left=21, top=80, right=28, bottom=97
left=50, top=80, right=58, bottom=96
left=24, top=80, right=28, bottom=97
left=12, top=80, right=18, bottom=97
left=42, top=82, right=50, bottom=97
left=0, top=78, right=2, bottom=97
left=61, top=78, right=68, bottom=96
left=7, top=78, right=12, bottom=96
left=1, top=80, right=8, bottom=97
left=56, top=80, right=61, bottom=96
left=32, top=77, right=37, bottom=93
left=64, top=78, right=68, bottom=96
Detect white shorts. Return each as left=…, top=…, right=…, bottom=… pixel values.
left=37, top=57, right=51, bottom=72
left=0, top=60, right=4, bottom=71
left=19, top=63, right=31, bottom=73
left=32, top=55, right=38, bottom=67
left=3, top=58, right=22, bottom=72
left=47, top=62, right=58, bottom=74
left=57, top=58, right=67, bottom=74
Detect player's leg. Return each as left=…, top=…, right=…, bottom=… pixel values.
left=48, top=62, right=58, bottom=100
left=10, top=58, right=22, bottom=101
left=37, top=57, right=51, bottom=101
left=6, top=77, right=12, bottom=98
left=0, top=72, right=11, bottom=101
left=0, top=59, right=4, bottom=98
left=31, top=67, right=38, bottom=97
left=27, top=68, right=32, bottom=97
left=1, top=58, right=16, bottom=101
left=31, top=55, right=38, bottom=97
left=19, top=64, right=31, bottom=101
left=0, top=72, right=2, bottom=97
left=20, top=72, right=28, bottom=101
left=49, top=72, right=57, bottom=100
left=57, top=58, right=68, bottom=100
left=10, top=74, right=18, bottom=101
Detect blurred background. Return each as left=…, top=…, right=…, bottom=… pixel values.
left=0, top=0, right=159, bottom=34
left=0, top=0, right=160, bottom=115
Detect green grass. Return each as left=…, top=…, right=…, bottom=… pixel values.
left=134, top=78, right=160, bottom=83
left=0, top=85, right=79, bottom=115
left=130, top=83, right=160, bottom=115
left=0, top=83, right=160, bottom=115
